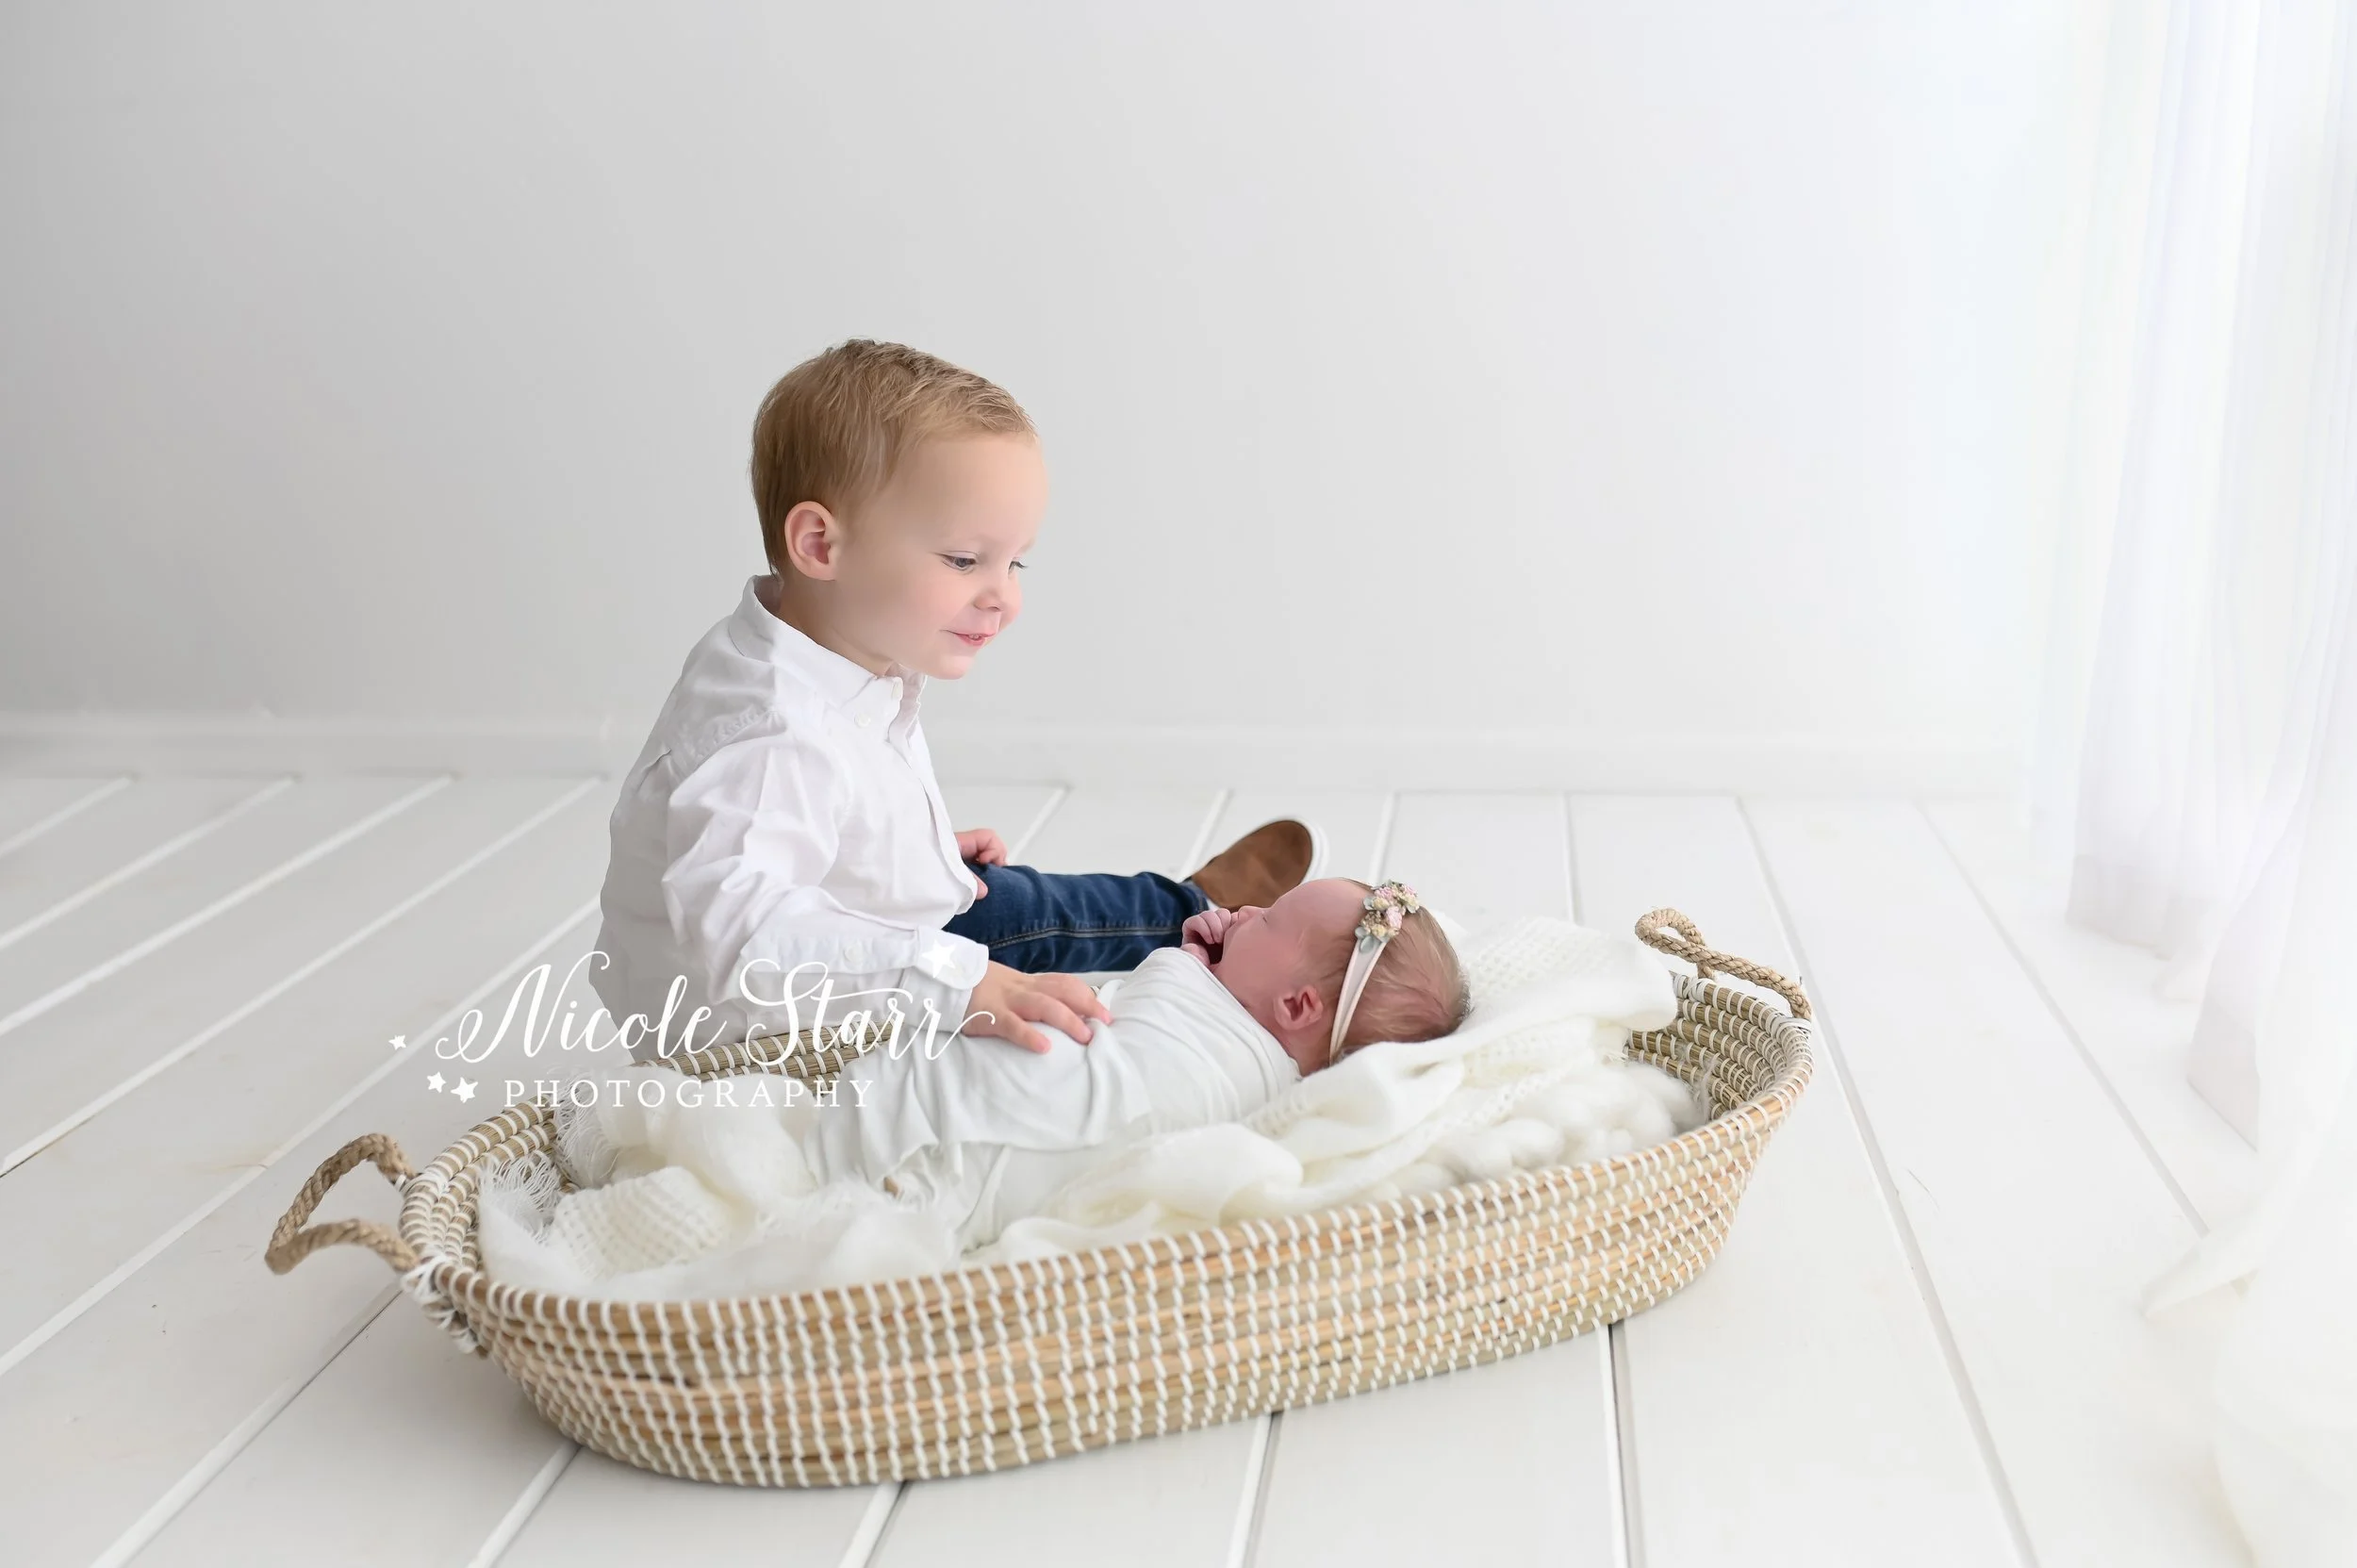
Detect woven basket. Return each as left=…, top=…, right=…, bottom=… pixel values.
left=267, top=908, right=1811, bottom=1487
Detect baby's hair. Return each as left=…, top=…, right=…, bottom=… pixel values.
left=1318, top=879, right=1473, bottom=1061
left=750, top=338, right=1035, bottom=573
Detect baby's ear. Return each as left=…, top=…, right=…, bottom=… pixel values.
left=1277, top=982, right=1326, bottom=1030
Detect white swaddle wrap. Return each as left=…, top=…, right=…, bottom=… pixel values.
left=797, top=946, right=1295, bottom=1248
left=477, top=916, right=1705, bottom=1301
left=806, top=946, right=1294, bottom=1197
left=478, top=949, right=1296, bottom=1297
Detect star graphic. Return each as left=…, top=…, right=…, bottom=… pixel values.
left=425, top=1071, right=446, bottom=1093
left=919, top=940, right=959, bottom=976
left=389, top=1033, right=407, bottom=1051
left=453, top=1078, right=478, bottom=1103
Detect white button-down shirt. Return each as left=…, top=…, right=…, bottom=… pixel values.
left=592, top=574, right=991, bottom=1057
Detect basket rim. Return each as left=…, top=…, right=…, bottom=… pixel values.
left=407, top=970, right=1815, bottom=1328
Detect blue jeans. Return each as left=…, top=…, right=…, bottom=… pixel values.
left=943, top=860, right=1213, bottom=973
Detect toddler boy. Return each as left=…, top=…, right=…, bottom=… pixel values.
left=592, top=339, right=1321, bottom=1060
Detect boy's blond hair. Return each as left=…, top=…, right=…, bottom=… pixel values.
left=750, top=338, right=1035, bottom=572
left=1302, top=881, right=1473, bottom=1059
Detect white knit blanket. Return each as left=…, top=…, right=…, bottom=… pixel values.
left=476, top=916, right=1702, bottom=1300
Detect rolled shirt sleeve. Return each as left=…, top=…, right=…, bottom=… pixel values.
left=659, top=721, right=990, bottom=1049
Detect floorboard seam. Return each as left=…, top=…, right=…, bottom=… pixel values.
left=88, top=1283, right=404, bottom=1568
left=1234, top=1411, right=1283, bottom=1568
left=1916, top=801, right=2210, bottom=1234
left=1736, top=796, right=2044, bottom=1568
left=0, top=900, right=601, bottom=1378
left=0, top=774, right=296, bottom=954
left=0, top=775, right=605, bottom=1176
left=1010, top=784, right=1069, bottom=863
left=1566, top=801, right=1644, bottom=1567
left=468, top=1441, right=580, bottom=1568
left=0, top=773, right=456, bottom=1043
left=1365, top=791, right=1399, bottom=883
left=0, top=774, right=133, bottom=859
left=1183, top=786, right=1235, bottom=878
left=1607, top=1322, right=1645, bottom=1568
left=839, top=1481, right=907, bottom=1568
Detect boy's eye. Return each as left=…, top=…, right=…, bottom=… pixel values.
left=942, top=555, right=977, bottom=570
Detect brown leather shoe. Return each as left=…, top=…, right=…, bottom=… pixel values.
left=1185, top=818, right=1326, bottom=911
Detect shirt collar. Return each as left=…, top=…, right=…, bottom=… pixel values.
left=730, top=574, right=926, bottom=732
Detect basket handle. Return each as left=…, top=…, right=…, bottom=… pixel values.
left=265, top=1132, right=420, bottom=1276
left=1634, top=907, right=1812, bottom=1021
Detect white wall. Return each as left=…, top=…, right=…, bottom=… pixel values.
left=0, top=1, right=2106, bottom=788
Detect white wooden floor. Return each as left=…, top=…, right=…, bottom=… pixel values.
left=0, top=768, right=2261, bottom=1568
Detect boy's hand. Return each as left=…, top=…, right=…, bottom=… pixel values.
left=957, top=828, right=1008, bottom=899
left=1180, top=905, right=1245, bottom=965
left=956, top=828, right=1009, bottom=866
left=963, top=961, right=1113, bottom=1054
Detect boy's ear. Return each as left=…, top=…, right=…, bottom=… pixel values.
left=781, top=500, right=842, bottom=579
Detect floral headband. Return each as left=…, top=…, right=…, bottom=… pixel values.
left=1327, top=880, right=1422, bottom=1065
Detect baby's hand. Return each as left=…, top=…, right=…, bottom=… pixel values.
left=1179, top=906, right=1243, bottom=965
left=963, top=962, right=1113, bottom=1053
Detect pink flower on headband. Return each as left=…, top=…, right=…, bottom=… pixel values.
left=1354, top=881, right=1421, bottom=947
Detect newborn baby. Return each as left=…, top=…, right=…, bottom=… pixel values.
left=503, top=880, right=1470, bottom=1287
left=787, top=877, right=1471, bottom=1246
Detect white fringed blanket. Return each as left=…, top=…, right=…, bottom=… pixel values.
left=477, top=916, right=1703, bottom=1300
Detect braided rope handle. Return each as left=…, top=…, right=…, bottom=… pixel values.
left=265, top=1132, right=420, bottom=1275
left=1634, top=907, right=1813, bottom=1021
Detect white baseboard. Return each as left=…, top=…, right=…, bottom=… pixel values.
left=0, top=713, right=625, bottom=775
left=0, top=712, right=2014, bottom=795
left=923, top=722, right=2011, bottom=794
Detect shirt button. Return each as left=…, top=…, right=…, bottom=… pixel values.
left=857, top=715, right=872, bottom=728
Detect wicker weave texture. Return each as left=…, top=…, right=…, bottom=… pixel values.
left=269, top=910, right=1813, bottom=1488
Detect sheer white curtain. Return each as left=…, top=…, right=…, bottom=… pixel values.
left=2022, top=1, right=2355, bottom=1560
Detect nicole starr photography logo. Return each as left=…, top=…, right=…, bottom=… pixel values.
left=388, top=949, right=997, bottom=1109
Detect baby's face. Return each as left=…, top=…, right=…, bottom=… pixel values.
left=814, top=434, right=1047, bottom=680
left=1211, top=878, right=1369, bottom=1070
